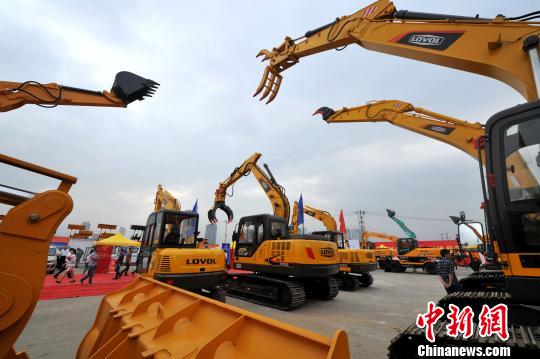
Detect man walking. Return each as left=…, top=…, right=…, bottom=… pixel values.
left=113, top=248, right=126, bottom=280
left=437, top=249, right=462, bottom=294
left=80, top=248, right=98, bottom=285
left=120, top=248, right=133, bottom=277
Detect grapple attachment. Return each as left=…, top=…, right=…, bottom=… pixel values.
left=77, top=276, right=350, bottom=359
left=110, top=71, right=160, bottom=105
left=253, top=65, right=282, bottom=104
left=208, top=202, right=234, bottom=224
left=313, top=106, right=336, bottom=121
left=386, top=209, right=396, bottom=218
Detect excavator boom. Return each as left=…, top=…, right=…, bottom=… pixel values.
left=315, top=99, right=540, bottom=194
left=255, top=0, right=540, bottom=103
left=154, top=184, right=181, bottom=212
left=208, top=152, right=290, bottom=227
left=291, top=200, right=337, bottom=234
left=386, top=209, right=416, bottom=239
left=0, top=71, right=159, bottom=112
left=315, top=100, right=485, bottom=161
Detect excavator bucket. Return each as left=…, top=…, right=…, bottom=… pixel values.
left=0, top=154, right=76, bottom=358
left=313, top=107, right=336, bottom=122
left=77, top=276, right=350, bottom=359
left=110, top=71, right=160, bottom=105
left=208, top=202, right=234, bottom=224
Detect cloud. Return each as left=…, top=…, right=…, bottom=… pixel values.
left=1, top=0, right=534, bottom=241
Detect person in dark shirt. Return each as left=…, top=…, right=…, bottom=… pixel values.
left=113, top=248, right=126, bottom=280
left=437, top=249, right=462, bottom=294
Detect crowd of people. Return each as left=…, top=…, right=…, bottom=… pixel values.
left=51, top=246, right=135, bottom=285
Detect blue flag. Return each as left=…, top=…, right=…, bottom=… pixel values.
left=192, top=198, right=198, bottom=213
left=298, top=194, right=304, bottom=226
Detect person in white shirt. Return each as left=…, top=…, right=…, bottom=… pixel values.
left=56, top=248, right=77, bottom=284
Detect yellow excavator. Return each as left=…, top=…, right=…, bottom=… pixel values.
left=135, top=185, right=227, bottom=301
left=359, top=225, right=398, bottom=270
left=0, top=74, right=350, bottom=357
left=256, top=0, right=540, bottom=354
left=291, top=201, right=376, bottom=289
left=208, top=153, right=340, bottom=310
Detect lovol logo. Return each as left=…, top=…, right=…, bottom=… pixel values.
left=320, top=247, right=335, bottom=257
left=409, top=34, right=444, bottom=46
left=424, top=124, right=455, bottom=135
left=186, top=258, right=217, bottom=265
left=393, top=31, right=464, bottom=51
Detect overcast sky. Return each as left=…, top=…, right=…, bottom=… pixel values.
left=1, top=0, right=535, bottom=244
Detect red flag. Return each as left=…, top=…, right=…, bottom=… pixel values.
left=339, top=209, right=347, bottom=234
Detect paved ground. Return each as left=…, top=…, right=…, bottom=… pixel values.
left=16, top=267, right=473, bottom=358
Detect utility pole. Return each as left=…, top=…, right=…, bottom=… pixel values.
left=355, top=210, right=366, bottom=245
left=223, top=220, right=229, bottom=243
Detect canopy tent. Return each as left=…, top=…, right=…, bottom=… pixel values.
left=95, top=233, right=141, bottom=247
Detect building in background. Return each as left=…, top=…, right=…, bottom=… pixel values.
left=119, top=226, right=126, bottom=236
left=204, top=223, right=217, bottom=244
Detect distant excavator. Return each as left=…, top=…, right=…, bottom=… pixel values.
left=208, top=153, right=340, bottom=310
left=291, top=201, right=376, bottom=289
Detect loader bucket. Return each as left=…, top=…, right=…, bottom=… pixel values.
left=77, top=276, right=350, bottom=359
left=0, top=154, right=76, bottom=358
left=110, top=71, right=160, bottom=105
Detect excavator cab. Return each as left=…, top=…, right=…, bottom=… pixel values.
left=312, top=230, right=345, bottom=249
left=486, top=100, right=540, bottom=305
left=396, top=238, right=417, bottom=255
left=232, top=214, right=287, bottom=258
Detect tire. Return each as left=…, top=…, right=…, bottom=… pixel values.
left=424, top=262, right=437, bottom=275
left=358, top=273, right=374, bottom=287
left=378, top=259, right=387, bottom=270
left=210, top=287, right=226, bottom=302
left=391, top=260, right=404, bottom=273
left=340, top=275, right=359, bottom=291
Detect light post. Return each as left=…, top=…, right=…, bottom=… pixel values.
left=223, top=220, right=229, bottom=243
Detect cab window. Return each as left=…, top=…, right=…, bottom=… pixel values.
left=270, top=221, right=285, bottom=238
left=239, top=221, right=256, bottom=243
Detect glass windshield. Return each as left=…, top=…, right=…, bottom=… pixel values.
left=48, top=247, right=56, bottom=256
left=504, top=121, right=540, bottom=202
left=162, top=213, right=197, bottom=246
left=270, top=221, right=285, bottom=237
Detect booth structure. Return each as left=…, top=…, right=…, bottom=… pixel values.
left=95, top=234, right=141, bottom=273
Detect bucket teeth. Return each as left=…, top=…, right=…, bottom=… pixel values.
left=111, top=71, right=160, bottom=105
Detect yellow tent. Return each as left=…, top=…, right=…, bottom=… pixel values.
left=95, top=233, right=141, bottom=247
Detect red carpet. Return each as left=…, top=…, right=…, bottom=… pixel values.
left=39, top=273, right=134, bottom=301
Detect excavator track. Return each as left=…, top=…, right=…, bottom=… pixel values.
left=459, top=271, right=506, bottom=292
left=306, top=276, right=340, bottom=300
left=388, top=319, right=540, bottom=358
left=224, top=274, right=306, bottom=311
left=438, top=290, right=512, bottom=312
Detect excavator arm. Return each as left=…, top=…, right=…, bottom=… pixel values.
left=255, top=0, right=540, bottom=103
left=208, top=152, right=290, bottom=227
left=386, top=209, right=416, bottom=239
left=291, top=200, right=337, bottom=234
left=154, top=184, right=181, bottom=212
left=0, top=71, right=159, bottom=112
left=363, top=231, right=398, bottom=244
left=315, top=99, right=540, bottom=195
left=315, top=100, right=485, bottom=161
